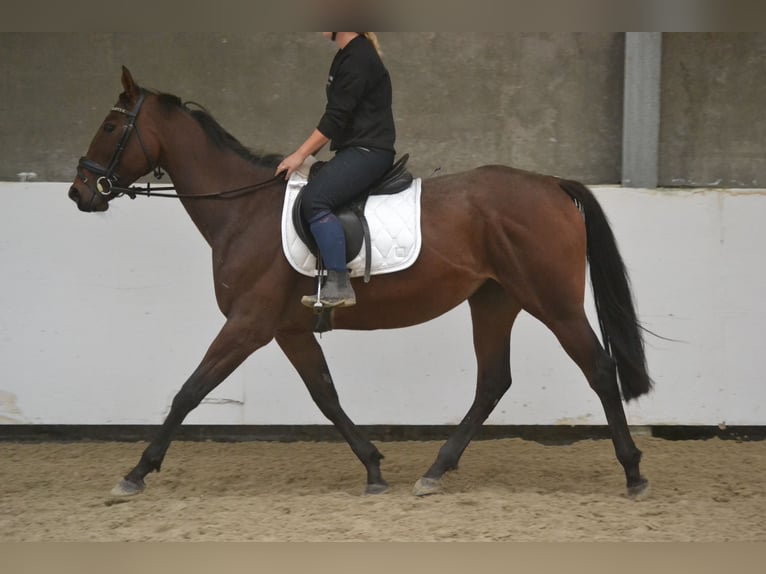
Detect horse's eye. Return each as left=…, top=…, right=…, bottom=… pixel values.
left=103, top=123, right=116, bottom=133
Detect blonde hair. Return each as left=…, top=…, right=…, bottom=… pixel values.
left=361, top=32, right=382, bottom=57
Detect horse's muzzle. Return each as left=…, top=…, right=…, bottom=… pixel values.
left=68, top=184, right=109, bottom=212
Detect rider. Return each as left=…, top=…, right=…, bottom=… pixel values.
left=276, top=32, right=396, bottom=308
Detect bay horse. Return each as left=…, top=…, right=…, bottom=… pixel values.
left=69, top=67, right=652, bottom=499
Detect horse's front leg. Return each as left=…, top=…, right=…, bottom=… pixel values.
left=111, top=317, right=269, bottom=496
left=275, top=330, right=388, bottom=494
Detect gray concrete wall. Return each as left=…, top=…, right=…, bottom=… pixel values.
left=1, top=33, right=622, bottom=183
left=660, top=33, right=766, bottom=187
left=1, top=33, right=764, bottom=187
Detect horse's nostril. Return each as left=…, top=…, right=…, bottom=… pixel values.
left=68, top=186, right=80, bottom=202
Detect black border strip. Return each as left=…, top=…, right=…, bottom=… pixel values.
left=0, top=424, right=763, bottom=443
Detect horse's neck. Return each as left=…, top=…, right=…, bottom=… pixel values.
left=161, top=132, right=277, bottom=248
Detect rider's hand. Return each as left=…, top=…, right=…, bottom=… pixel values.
left=275, top=153, right=306, bottom=180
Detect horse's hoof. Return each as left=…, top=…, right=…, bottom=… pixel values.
left=626, top=478, right=650, bottom=501
left=365, top=481, right=389, bottom=495
left=412, top=477, right=442, bottom=497
left=110, top=477, right=145, bottom=497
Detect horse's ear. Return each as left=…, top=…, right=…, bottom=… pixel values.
left=120, top=66, right=140, bottom=101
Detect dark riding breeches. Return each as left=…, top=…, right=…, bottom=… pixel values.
left=300, top=146, right=395, bottom=220
left=300, top=146, right=394, bottom=272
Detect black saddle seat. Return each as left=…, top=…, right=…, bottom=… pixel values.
left=291, top=154, right=413, bottom=278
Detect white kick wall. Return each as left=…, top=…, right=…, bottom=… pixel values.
left=1, top=183, right=764, bottom=427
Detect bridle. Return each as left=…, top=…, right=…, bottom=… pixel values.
left=76, top=89, right=282, bottom=206
left=77, top=90, right=163, bottom=201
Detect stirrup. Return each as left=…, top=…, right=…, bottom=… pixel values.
left=300, top=293, right=356, bottom=309
left=301, top=269, right=356, bottom=309
left=302, top=268, right=323, bottom=309
left=300, top=293, right=321, bottom=309
left=301, top=290, right=356, bottom=313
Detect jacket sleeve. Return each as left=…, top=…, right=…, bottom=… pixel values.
left=316, top=55, right=369, bottom=140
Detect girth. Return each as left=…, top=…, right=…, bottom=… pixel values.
left=291, top=154, right=412, bottom=282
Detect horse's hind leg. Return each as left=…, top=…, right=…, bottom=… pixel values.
left=413, top=281, right=519, bottom=496
left=112, top=317, right=268, bottom=496
left=545, top=312, right=648, bottom=499
left=276, top=330, right=388, bottom=494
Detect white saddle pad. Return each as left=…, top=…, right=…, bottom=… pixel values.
left=281, top=170, right=423, bottom=278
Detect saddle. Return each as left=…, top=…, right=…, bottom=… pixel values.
left=291, top=154, right=413, bottom=282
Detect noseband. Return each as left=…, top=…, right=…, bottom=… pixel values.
left=76, top=90, right=164, bottom=204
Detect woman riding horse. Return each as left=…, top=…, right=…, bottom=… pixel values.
left=276, top=32, right=396, bottom=309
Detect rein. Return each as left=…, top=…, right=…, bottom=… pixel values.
left=104, top=174, right=284, bottom=201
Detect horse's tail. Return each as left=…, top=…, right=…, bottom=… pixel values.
left=558, top=179, right=653, bottom=401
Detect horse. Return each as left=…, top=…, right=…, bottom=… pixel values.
left=69, top=67, right=652, bottom=499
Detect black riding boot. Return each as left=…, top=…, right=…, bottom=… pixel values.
left=301, top=269, right=357, bottom=309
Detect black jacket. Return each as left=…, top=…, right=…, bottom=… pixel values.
left=317, top=35, right=396, bottom=153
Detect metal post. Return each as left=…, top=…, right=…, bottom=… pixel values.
left=622, top=32, right=662, bottom=188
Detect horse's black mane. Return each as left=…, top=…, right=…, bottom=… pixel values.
left=154, top=91, right=283, bottom=169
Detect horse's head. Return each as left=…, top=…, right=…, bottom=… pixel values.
left=69, top=67, right=161, bottom=212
